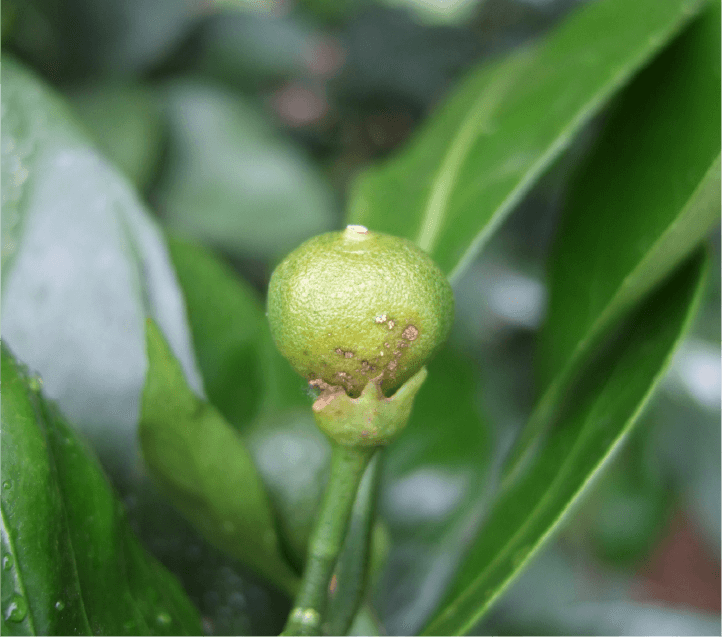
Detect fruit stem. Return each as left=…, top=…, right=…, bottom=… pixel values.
left=281, top=443, right=376, bottom=636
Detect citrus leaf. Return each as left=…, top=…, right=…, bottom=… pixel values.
left=346, top=0, right=707, bottom=281
left=1, top=344, right=202, bottom=636
left=1, top=55, right=202, bottom=480
left=155, top=80, right=335, bottom=260
left=166, top=236, right=267, bottom=430
left=166, top=235, right=308, bottom=426
left=139, top=319, right=300, bottom=596
left=422, top=251, right=708, bottom=635
left=507, top=2, right=721, bottom=477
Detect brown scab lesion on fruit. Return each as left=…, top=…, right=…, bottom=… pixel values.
left=401, top=324, right=419, bottom=341
left=309, top=378, right=345, bottom=410
left=332, top=370, right=355, bottom=393
left=360, top=360, right=376, bottom=374
left=334, top=347, right=355, bottom=358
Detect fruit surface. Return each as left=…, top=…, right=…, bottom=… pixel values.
left=267, top=225, right=454, bottom=397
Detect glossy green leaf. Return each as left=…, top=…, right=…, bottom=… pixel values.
left=1, top=344, right=202, bottom=636
left=346, top=0, right=707, bottom=281
left=0, top=55, right=202, bottom=480
left=508, top=3, right=721, bottom=476
left=155, top=80, right=336, bottom=260
left=139, top=319, right=299, bottom=596
left=422, top=252, right=708, bottom=636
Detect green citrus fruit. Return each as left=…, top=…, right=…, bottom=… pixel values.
left=267, top=225, right=454, bottom=397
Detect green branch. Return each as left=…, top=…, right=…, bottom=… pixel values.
left=281, top=444, right=376, bottom=636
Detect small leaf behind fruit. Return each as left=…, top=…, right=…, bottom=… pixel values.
left=139, top=319, right=299, bottom=595
left=347, top=0, right=706, bottom=281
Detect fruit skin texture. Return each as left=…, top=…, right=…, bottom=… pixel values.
left=267, top=226, right=454, bottom=398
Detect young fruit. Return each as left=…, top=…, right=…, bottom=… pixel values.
left=267, top=225, right=454, bottom=398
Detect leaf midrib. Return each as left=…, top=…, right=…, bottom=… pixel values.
left=415, top=52, right=531, bottom=253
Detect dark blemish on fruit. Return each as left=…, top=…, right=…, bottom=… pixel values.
left=360, top=360, right=377, bottom=374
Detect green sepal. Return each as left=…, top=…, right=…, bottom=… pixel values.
left=312, top=367, right=428, bottom=447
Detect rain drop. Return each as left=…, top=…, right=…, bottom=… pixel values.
left=3, top=480, right=12, bottom=491
left=2, top=555, right=13, bottom=571
left=156, top=611, right=171, bottom=626
left=5, top=595, right=28, bottom=622
left=55, top=600, right=65, bottom=611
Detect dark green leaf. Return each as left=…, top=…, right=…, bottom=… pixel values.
left=167, top=236, right=267, bottom=430
left=0, top=55, right=201, bottom=480
left=155, top=80, right=336, bottom=260
left=346, top=0, right=707, bottom=280
left=1, top=344, right=202, bottom=636
left=422, top=252, right=708, bottom=636
left=139, top=319, right=299, bottom=595
left=508, top=3, right=721, bottom=477
left=69, top=84, right=164, bottom=191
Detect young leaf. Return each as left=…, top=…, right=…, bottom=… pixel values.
left=1, top=344, right=202, bottom=636
left=166, top=236, right=267, bottom=430
left=1, top=55, right=202, bottom=480
left=421, top=251, right=708, bottom=636
left=507, top=2, right=721, bottom=477
left=167, top=235, right=308, bottom=428
left=346, top=0, right=707, bottom=281
left=139, top=319, right=300, bottom=596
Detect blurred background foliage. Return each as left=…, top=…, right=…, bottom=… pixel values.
left=3, top=0, right=719, bottom=634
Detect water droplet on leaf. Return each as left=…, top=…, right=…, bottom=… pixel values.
left=5, top=595, right=28, bottom=622
left=55, top=600, right=65, bottom=611
left=2, top=555, right=13, bottom=570
left=156, top=611, right=171, bottom=626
